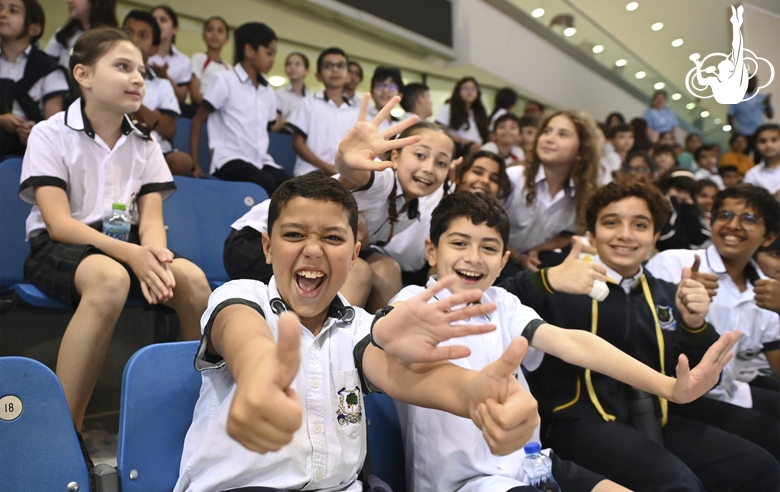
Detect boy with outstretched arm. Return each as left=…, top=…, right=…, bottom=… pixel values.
left=174, top=111, right=540, bottom=492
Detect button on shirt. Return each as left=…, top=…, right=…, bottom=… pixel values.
left=392, top=278, right=545, bottom=492
left=646, top=244, right=780, bottom=408
left=504, top=165, right=577, bottom=253
left=175, top=277, right=373, bottom=492
left=203, top=63, right=280, bottom=173
left=19, top=99, right=175, bottom=239
left=743, top=161, right=780, bottom=195
left=0, top=44, right=69, bottom=119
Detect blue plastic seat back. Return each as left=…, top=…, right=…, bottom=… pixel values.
left=268, top=132, right=296, bottom=176
left=364, top=392, right=407, bottom=492
left=172, top=117, right=211, bottom=176
left=117, top=341, right=201, bottom=492
left=0, top=158, right=31, bottom=288
left=163, top=176, right=267, bottom=284
left=0, top=356, right=91, bottom=492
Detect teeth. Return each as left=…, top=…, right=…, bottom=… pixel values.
left=723, top=235, right=741, bottom=242
left=297, top=270, right=324, bottom=279
left=457, top=270, right=482, bottom=278
left=414, top=177, right=432, bottom=185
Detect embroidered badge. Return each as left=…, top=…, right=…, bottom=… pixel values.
left=336, top=386, right=362, bottom=426
left=656, top=305, right=677, bottom=331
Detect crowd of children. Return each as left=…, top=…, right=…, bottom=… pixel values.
left=4, top=1, right=780, bottom=491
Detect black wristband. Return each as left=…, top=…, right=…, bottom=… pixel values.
left=369, top=306, right=394, bottom=351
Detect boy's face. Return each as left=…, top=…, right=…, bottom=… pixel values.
left=123, top=18, right=157, bottom=62
left=711, top=198, right=776, bottom=263
left=495, top=120, right=520, bottom=146
left=0, top=0, right=29, bottom=41
left=425, top=217, right=509, bottom=294
left=756, top=129, right=780, bottom=161
left=722, top=170, right=742, bottom=188
left=246, top=39, right=277, bottom=74
left=695, top=185, right=717, bottom=215
left=591, top=196, right=659, bottom=278
left=415, top=90, right=433, bottom=119
left=372, top=77, right=399, bottom=111
left=285, top=54, right=308, bottom=82
left=519, top=125, right=537, bottom=152
left=317, top=54, right=348, bottom=90
left=686, top=135, right=702, bottom=153
left=612, top=131, right=634, bottom=154
left=655, top=152, right=675, bottom=175
left=346, top=63, right=361, bottom=91
left=697, top=148, right=719, bottom=171
left=262, top=197, right=359, bottom=330
left=756, top=249, right=780, bottom=280
left=659, top=133, right=676, bottom=146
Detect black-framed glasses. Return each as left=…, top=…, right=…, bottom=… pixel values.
left=322, top=62, right=347, bottom=71
left=713, top=210, right=764, bottom=229
left=375, top=83, right=398, bottom=92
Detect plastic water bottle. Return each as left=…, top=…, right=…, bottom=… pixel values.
left=103, top=202, right=131, bottom=241
left=522, top=442, right=561, bottom=492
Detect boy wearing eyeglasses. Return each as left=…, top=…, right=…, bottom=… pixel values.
left=367, top=67, right=403, bottom=129
left=647, top=184, right=780, bottom=459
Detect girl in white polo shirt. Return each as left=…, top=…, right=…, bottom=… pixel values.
left=18, top=29, right=211, bottom=463
left=435, top=76, right=490, bottom=157
left=149, top=5, right=191, bottom=104
left=189, top=16, right=231, bottom=106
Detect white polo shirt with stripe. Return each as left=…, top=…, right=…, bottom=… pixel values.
left=0, top=45, right=69, bottom=119
left=143, top=70, right=180, bottom=154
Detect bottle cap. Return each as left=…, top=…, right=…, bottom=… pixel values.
left=112, top=202, right=126, bottom=211
left=589, top=280, right=609, bottom=302
left=523, top=442, right=542, bottom=454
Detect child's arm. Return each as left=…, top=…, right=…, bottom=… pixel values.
left=190, top=104, right=210, bottom=176
left=189, top=75, right=204, bottom=105
left=134, top=105, right=176, bottom=140
left=43, top=95, right=65, bottom=119
left=136, top=191, right=176, bottom=303
left=292, top=134, right=338, bottom=176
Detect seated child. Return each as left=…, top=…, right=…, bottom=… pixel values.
left=189, top=16, right=231, bottom=105
left=481, top=113, right=525, bottom=165
left=394, top=190, right=740, bottom=492
left=516, top=114, right=539, bottom=165
left=720, top=133, right=754, bottom=176
left=678, top=133, right=702, bottom=171
left=275, top=52, right=309, bottom=123
left=367, top=66, right=403, bottom=129
left=653, top=144, right=677, bottom=178
left=717, top=164, right=742, bottom=188
left=743, top=123, right=780, bottom=198
left=122, top=10, right=192, bottom=176
left=655, top=168, right=708, bottom=251
left=608, top=123, right=634, bottom=162
left=488, top=87, right=517, bottom=133
left=149, top=5, right=191, bottom=104
left=453, top=150, right=512, bottom=199
left=189, top=22, right=291, bottom=192
left=287, top=47, right=360, bottom=176
left=621, top=151, right=655, bottom=178
left=692, top=178, right=719, bottom=247
left=0, top=0, right=68, bottom=158
left=754, top=234, right=780, bottom=389
left=345, top=60, right=363, bottom=106
left=692, top=143, right=724, bottom=188
left=175, top=172, right=545, bottom=492
left=399, top=82, right=433, bottom=120
left=503, top=178, right=778, bottom=491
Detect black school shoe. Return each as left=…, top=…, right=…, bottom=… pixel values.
left=76, top=430, right=97, bottom=491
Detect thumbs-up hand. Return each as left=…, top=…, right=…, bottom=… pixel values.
left=468, top=336, right=540, bottom=456
left=690, top=254, right=719, bottom=298
left=546, top=237, right=608, bottom=295
left=227, top=312, right=303, bottom=453
left=676, top=262, right=711, bottom=329
left=754, top=279, right=780, bottom=314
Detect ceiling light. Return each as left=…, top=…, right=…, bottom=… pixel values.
left=654, top=82, right=666, bottom=90
left=532, top=8, right=545, bottom=18
left=651, top=22, right=663, bottom=31
left=689, top=53, right=700, bottom=61
left=592, top=45, right=604, bottom=54
left=626, top=2, right=638, bottom=11
left=563, top=27, right=577, bottom=37
left=268, top=76, right=286, bottom=87
left=723, top=125, right=732, bottom=132
left=700, top=110, right=710, bottom=118
left=615, top=59, right=627, bottom=67
left=686, top=102, right=696, bottom=110
left=635, top=71, right=646, bottom=79
left=671, top=93, right=681, bottom=100
left=671, top=38, right=684, bottom=47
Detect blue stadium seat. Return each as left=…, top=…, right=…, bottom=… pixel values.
left=0, top=356, right=91, bottom=491
left=116, top=341, right=201, bottom=492
left=364, top=392, right=407, bottom=492
left=164, top=176, right=268, bottom=288
left=268, top=132, right=296, bottom=176
left=172, top=117, right=211, bottom=176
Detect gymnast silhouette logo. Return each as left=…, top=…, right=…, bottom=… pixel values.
left=684, top=5, right=774, bottom=105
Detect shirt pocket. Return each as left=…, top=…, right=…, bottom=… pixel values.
left=329, top=369, right=364, bottom=439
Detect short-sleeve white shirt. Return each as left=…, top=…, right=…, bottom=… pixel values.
left=143, top=71, right=180, bottom=154
left=743, top=162, right=780, bottom=195
left=190, top=53, right=230, bottom=96
left=276, top=84, right=310, bottom=121
left=504, top=165, right=577, bottom=253
left=148, top=45, right=192, bottom=86
left=0, top=45, right=69, bottom=119
left=174, top=277, right=372, bottom=492
left=646, top=244, right=780, bottom=408
left=392, top=278, right=545, bottom=492
left=203, top=63, right=279, bottom=173
left=287, top=91, right=360, bottom=176
left=693, top=168, right=725, bottom=190
left=44, top=26, right=82, bottom=68
left=436, top=103, right=483, bottom=144
left=19, top=99, right=175, bottom=239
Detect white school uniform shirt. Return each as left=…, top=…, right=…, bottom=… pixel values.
left=0, top=44, right=69, bottom=119
left=190, top=53, right=230, bottom=96
left=203, top=63, right=280, bottom=173
left=366, top=104, right=398, bottom=132
left=276, top=83, right=310, bottom=121
left=693, top=168, right=725, bottom=190
left=504, top=165, right=577, bottom=253
left=148, top=45, right=192, bottom=87
left=287, top=91, right=360, bottom=176
left=436, top=103, right=483, bottom=144
left=19, top=98, right=175, bottom=239
left=142, top=70, right=180, bottom=154
left=743, top=161, right=780, bottom=195
left=646, top=244, right=780, bottom=409
left=44, top=26, right=82, bottom=68
left=174, top=277, right=372, bottom=492
left=480, top=141, right=525, bottom=165
left=231, top=198, right=270, bottom=232
left=392, top=278, right=545, bottom=492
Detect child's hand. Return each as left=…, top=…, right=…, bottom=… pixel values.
left=151, top=62, right=169, bottom=80
left=676, top=265, right=711, bottom=328
left=373, top=274, right=497, bottom=363
left=17, top=121, right=35, bottom=145
left=546, top=237, right=607, bottom=294
left=192, top=164, right=205, bottom=178
left=670, top=330, right=739, bottom=403
left=228, top=312, right=303, bottom=453
left=336, top=94, right=421, bottom=173
left=517, top=250, right=541, bottom=271
left=128, top=245, right=175, bottom=304
left=0, top=113, right=24, bottom=134
left=754, top=279, right=780, bottom=314
left=690, top=255, right=719, bottom=298
left=469, top=336, right=540, bottom=456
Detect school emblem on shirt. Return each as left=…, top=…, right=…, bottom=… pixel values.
left=336, top=386, right=362, bottom=426
left=656, top=305, right=677, bottom=331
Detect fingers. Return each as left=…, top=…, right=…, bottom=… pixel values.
left=480, top=393, right=539, bottom=456
left=380, top=114, right=419, bottom=141
left=377, top=134, right=421, bottom=155
left=675, top=353, right=691, bottom=383
left=692, top=254, right=700, bottom=273
left=140, top=280, right=156, bottom=304
left=417, top=273, right=459, bottom=302
left=427, top=344, right=472, bottom=361
left=681, top=266, right=692, bottom=282
left=276, top=312, right=302, bottom=389
left=357, top=93, right=371, bottom=123
left=484, top=337, right=529, bottom=380
left=445, top=323, right=497, bottom=339
left=373, top=95, right=401, bottom=126
left=443, top=301, right=498, bottom=323
left=450, top=156, right=464, bottom=169
left=568, top=236, right=582, bottom=259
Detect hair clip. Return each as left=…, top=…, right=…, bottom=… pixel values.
left=69, top=47, right=74, bottom=56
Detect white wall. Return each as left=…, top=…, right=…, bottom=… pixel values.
left=744, top=3, right=779, bottom=124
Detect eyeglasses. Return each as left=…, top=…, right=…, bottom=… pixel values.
left=321, top=62, right=347, bottom=71
left=629, top=165, right=651, bottom=174
left=713, top=210, right=764, bottom=229
left=460, top=86, right=478, bottom=93
left=375, top=83, right=398, bottom=92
